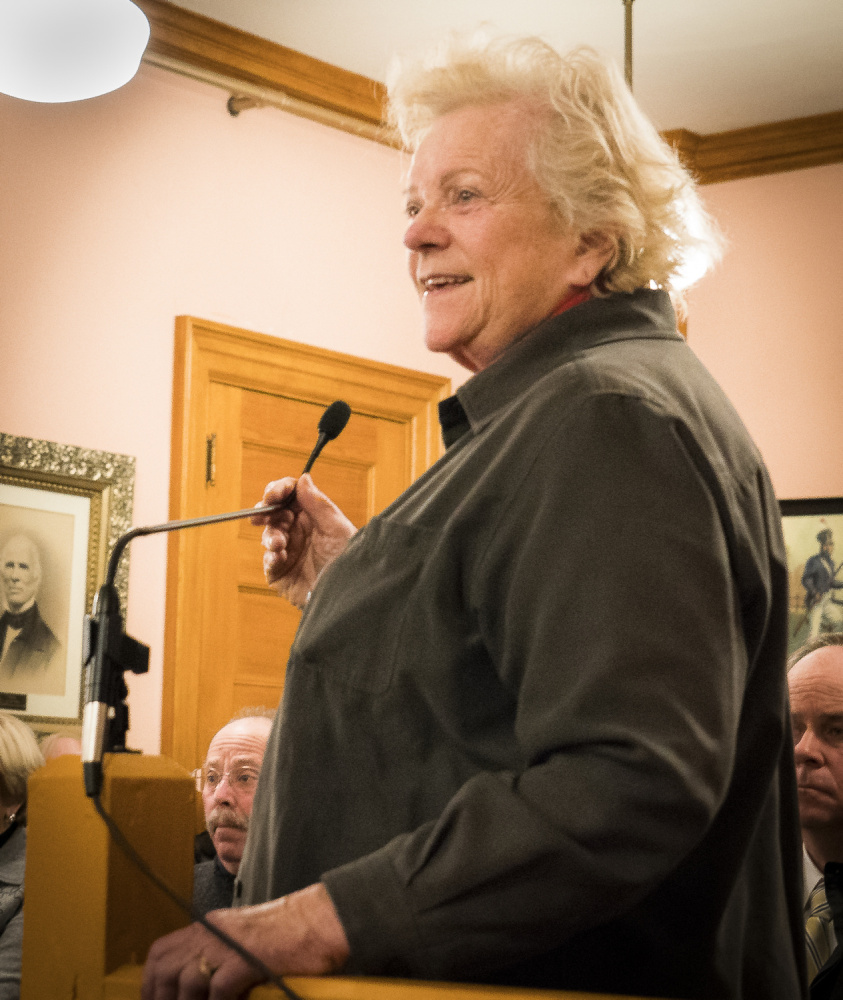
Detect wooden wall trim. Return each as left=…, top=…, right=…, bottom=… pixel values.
left=136, top=0, right=386, bottom=128
left=138, top=1, right=843, bottom=182
left=663, top=109, right=843, bottom=185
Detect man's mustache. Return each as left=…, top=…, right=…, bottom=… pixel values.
left=207, top=806, right=249, bottom=837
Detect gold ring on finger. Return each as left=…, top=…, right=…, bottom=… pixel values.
left=197, top=955, right=217, bottom=980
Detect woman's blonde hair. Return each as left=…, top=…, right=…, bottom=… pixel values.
left=0, top=712, right=44, bottom=821
left=387, top=32, right=721, bottom=297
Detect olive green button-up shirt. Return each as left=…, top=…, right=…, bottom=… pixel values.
left=237, top=289, right=804, bottom=999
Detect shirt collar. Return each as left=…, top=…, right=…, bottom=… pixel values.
left=214, top=853, right=237, bottom=882
left=438, top=288, right=680, bottom=446
left=805, top=843, right=825, bottom=908
left=1, top=602, right=37, bottom=630
left=549, top=286, right=592, bottom=317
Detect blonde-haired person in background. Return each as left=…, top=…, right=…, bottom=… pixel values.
left=144, top=33, right=802, bottom=1000
left=0, top=713, right=43, bottom=1000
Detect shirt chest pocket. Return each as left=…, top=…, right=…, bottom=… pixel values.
left=291, top=517, right=436, bottom=695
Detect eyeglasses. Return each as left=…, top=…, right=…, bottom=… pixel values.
left=191, top=764, right=260, bottom=793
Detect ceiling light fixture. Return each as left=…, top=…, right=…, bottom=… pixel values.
left=623, top=0, right=635, bottom=89
left=0, top=0, right=150, bottom=103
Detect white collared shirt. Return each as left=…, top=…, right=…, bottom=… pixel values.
left=805, top=843, right=825, bottom=907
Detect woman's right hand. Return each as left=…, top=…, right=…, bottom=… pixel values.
left=251, top=473, right=357, bottom=609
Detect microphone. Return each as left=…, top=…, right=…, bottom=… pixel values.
left=313, top=399, right=352, bottom=455
left=81, top=399, right=352, bottom=797
left=287, top=400, right=351, bottom=504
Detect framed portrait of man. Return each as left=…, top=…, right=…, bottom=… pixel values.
left=0, top=504, right=76, bottom=697
left=0, top=434, right=134, bottom=729
left=780, top=497, right=843, bottom=656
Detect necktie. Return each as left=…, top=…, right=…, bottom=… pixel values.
left=806, top=877, right=837, bottom=982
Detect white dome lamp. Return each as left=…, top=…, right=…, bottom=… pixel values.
left=0, top=0, right=150, bottom=103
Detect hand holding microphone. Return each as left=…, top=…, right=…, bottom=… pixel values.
left=251, top=400, right=356, bottom=609
left=253, top=475, right=357, bottom=610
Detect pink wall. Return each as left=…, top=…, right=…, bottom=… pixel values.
left=1, top=62, right=840, bottom=751
left=688, top=163, right=843, bottom=499
left=0, top=63, right=464, bottom=753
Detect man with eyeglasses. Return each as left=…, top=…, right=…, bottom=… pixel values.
left=193, top=714, right=274, bottom=918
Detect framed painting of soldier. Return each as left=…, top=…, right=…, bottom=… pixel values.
left=780, top=497, right=843, bottom=656
left=0, top=434, right=134, bottom=731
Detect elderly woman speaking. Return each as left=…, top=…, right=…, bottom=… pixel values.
left=144, top=33, right=803, bottom=1000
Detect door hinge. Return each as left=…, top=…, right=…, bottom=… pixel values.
left=205, top=434, right=216, bottom=486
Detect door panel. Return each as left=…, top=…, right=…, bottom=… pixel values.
left=163, top=317, right=450, bottom=769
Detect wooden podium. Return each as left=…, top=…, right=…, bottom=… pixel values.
left=102, top=965, right=624, bottom=1000
left=21, top=753, right=195, bottom=1000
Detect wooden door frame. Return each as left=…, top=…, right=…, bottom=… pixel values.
left=162, top=316, right=451, bottom=763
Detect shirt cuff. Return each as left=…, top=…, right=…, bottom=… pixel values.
left=322, top=844, right=425, bottom=976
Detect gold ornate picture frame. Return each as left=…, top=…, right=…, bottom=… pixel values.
left=0, top=434, right=135, bottom=732
left=780, top=497, right=843, bottom=656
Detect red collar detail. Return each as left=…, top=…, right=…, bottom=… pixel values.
left=549, top=288, right=591, bottom=318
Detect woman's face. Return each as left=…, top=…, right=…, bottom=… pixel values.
left=403, top=101, right=601, bottom=373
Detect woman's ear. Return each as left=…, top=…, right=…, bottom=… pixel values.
left=566, top=230, right=616, bottom=287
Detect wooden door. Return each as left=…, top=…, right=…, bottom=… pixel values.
left=162, top=317, right=451, bottom=769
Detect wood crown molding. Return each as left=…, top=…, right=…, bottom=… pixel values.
left=663, top=110, right=843, bottom=185
left=138, top=0, right=843, bottom=182
left=136, top=0, right=388, bottom=134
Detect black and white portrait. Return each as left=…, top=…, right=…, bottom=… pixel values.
left=0, top=434, right=135, bottom=726
left=0, top=508, right=73, bottom=697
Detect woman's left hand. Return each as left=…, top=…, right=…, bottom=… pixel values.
left=141, top=883, right=350, bottom=1000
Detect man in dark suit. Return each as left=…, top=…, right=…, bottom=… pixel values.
left=790, top=633, right=843, bottom=998
left=0, top=534, right=61, bottom=681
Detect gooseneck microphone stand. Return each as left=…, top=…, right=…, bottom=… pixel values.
left=81, top=399, right=351, bottom=797
left=77, top=400, right=351, bottom=1000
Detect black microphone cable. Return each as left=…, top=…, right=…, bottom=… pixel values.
left=83, top=399, right=353, bottom=998
left=92, top=793, right=307, bottom=1000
